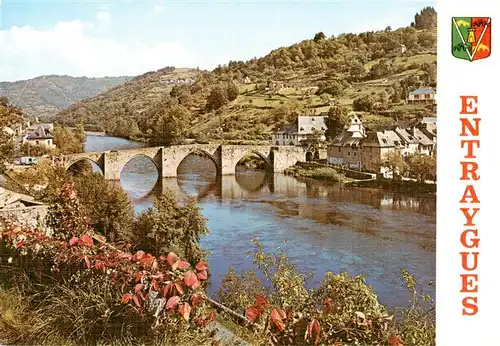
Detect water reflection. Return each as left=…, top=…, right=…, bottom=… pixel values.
left=84, top=136, right=436, bottom=309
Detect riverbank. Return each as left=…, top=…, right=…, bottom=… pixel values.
left=284, top=165, right=348, bottom=183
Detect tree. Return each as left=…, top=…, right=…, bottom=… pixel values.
left=324, top=106, right=349, bottom=140
left=313, top=32, right=326, bottom=42
left=53, top=125, right=85, bottom=154
left=353, top=95, right=375, bottom=112
left=148, top=105, right=190, bottom=146
left=72, top=172, right=135, bottom=242
left=0, top=97, right=23, bottom=171
left=414, top=7, right=437, bottom=30
left=206, top=85, right=228, bottom=111
left=225, top=81, right=239, bottom=101
left=381, top=150, right=407, bottom=180
left=133, top=190, right=209, bottom=263
left=369, top=58, right=393, bottom=79
left=405, top=153, right=436, bottom=183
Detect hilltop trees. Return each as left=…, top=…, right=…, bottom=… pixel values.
left=414, top=7, right=437, bottom=30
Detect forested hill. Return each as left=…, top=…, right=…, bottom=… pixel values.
left=0, top=75, right=132, bottom=120
left=55, top=7, right=437, bottom=143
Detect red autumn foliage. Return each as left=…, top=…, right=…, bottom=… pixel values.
left=0, top=217, right=214, bottom=329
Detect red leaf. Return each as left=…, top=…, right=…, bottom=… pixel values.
left=134, top=283, right=144, bottom=294
left=166, top=296, right=181, bottom=310
left=191, top=279, right=201, bottom=289
left=80, top=234, right=94, bottom=248
left=151, top=279, right=159, bottom=291
left=255, top=295, right=270, bottom=312
left=134, top=272, right=143, bottom=282
left=195, top=260, right=209, bottom=271
left=196, top=270, right=208, bottom=280
left=132, top=295, right=141, bottom=307
left=167, top=252, right=178, bottom=266
left=305, top=319, right=321, bottom=345
left=175, top=282, right=184, bottom=295
left=178, top=261, right=191, bottom=269
left=15, top=240, right=24, bottom=248
left=388, top=336, right=403, bottom=346
left=246, top=306, right=260, bottom=323
left=69, top=236, right=79, bottom=246
left=190, top=293, right=203, bottom=307
left=140, top=254, right=154, bottom=269
left=163, top=282, right=174, bottom=298
left=179, top=302, right=191, bottom=322
left=121, top=293, right=132, bottom=304
left=135, top=250, right=145, bottom=260
left=270, top=308, right=286, bottom=332
left=184, top=270, right=198, bottom=287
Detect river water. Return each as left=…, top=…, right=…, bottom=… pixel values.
left=85, top=135, right=436, bottom=309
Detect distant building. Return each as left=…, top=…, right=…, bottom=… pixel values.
left=243, top=76, right=251, bottom=84
left=407, top=87, right=436, bottom=104
left=273, top=115, right=327, bottom=146
left=421, top=117, right=437, bottom=125
left=24, top=125, right=55, bottom=149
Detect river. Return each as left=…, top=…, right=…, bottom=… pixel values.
left=85, top=135, right=436, bottom=309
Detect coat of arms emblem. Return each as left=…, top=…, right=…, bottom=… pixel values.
left=452, top=17, right=491, bottom=61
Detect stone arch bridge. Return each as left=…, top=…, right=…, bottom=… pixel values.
left=52, top=144, right=307, bottom=180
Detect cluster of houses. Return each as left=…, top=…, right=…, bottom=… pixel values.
left=271, top=87, right=437, bottom=178
left=273, top=114, right=436, bottom=178
left=161, top=77, right=196, bottom=85
left=326, top=115, right=436, bottom=177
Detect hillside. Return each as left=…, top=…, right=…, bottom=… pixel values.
left=55, top=8, right=437, bottom=143
left=0, top=75, right=133, bottom=120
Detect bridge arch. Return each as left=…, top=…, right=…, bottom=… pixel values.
left=66, top=158, right=103, bottom=174
left=119, top=153, right=162, bottom=177
left=177, top=148, right=221, bottom=174
left=235, top=150, right=273, bottom=172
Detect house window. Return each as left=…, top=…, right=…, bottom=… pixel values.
left=354, top=152, right=357, bottom=156
left=425, top=94, right=431, bottom=99
left=300, top=127, right=304, bottom=132
left=348, top=152, right=350, bottom=156
left=36, top=141, right=39, bottom=145
left=338, top=147, right=341, bottom=152
left=311, top=127, right=316, bottom=131
left=312, top=118, right=315, bottom=121
left=382, top=139, right=387, bottom=144
left=276, top=141, right=279, bottom=145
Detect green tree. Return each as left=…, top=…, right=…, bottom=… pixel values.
left=0, top=97, right=23, bottom=171
left=148, top=105, right=190, bottom=146
left=381, top=150, right=407, bottom=180
left=369, top=58, right=393, bottom=79
left=206, top=85, right=228, bottom=111
left=414, top=6, right=437, bottom=30
left=72, top=172, right=135, bottom=242
left=324, top=105, right=349, bottom=140
left=225, top=81, right=239, bottom=101
left=405, top=153, right=436, bottom=183
left=353, top=95, right=375, bottom=112
left=53, top=125, right=85, bottom=154
left=133, top=190, right=210, bottom=263
left=313, top=31, right=326, bottom=42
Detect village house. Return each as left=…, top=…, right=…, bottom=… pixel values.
left=327, top=116, right=436, bottom=177
left=24, top=124, right=55, bottom=149
left=327, top=114, right=366, bottom=169
left=243, top=76, right=251, bottom=84
left=273, top=115, right=327, bottom=146
left=406, top=87, right=436, bottom=104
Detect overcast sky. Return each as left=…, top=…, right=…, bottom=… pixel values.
left=0, top=0, right=435, bottom=82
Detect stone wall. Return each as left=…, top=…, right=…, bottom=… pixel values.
left=0, top=205, right=49, bottom=228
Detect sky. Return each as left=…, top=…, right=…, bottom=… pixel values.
left=0, top=0, right=435, bottom=82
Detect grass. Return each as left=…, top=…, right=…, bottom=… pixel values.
left=284, top=165, right=347, bottom=183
